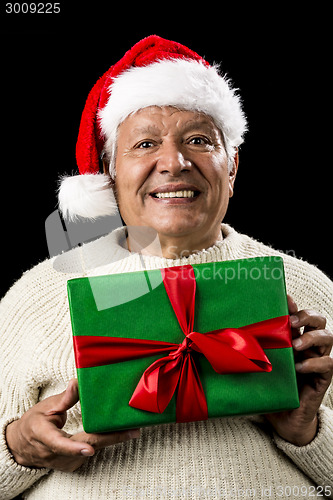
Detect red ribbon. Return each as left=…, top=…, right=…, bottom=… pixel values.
left=73, top=265, right=292, bottom=423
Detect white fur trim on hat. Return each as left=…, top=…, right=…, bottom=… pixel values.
left=99, top=58, right=247, bottom=174
left=58, top=173, right=118, bottom=220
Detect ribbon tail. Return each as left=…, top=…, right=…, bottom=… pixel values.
left=176, top=354, right=208, bottom=423
left=129, top=355, right=182, bottom=414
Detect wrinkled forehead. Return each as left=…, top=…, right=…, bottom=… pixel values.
left=117, top=106, right=225, bottom=144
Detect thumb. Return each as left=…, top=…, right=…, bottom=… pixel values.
left=45, top=379, right=80, bottom=416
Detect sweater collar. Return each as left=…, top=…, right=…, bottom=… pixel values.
left=79, top=223, right=246, bottom=277
left=53, top=223, right=246, bottom=276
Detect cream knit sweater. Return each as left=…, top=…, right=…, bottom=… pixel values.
left=0, top=224, right=332, bottom=500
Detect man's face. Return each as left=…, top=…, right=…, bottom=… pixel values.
left=113, top=106, right=237, bottom=250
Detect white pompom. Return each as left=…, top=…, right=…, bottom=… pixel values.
left=58, top=173, right=118, bottom=220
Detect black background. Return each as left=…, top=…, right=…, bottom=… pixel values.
left=1, top=4, right=331, bottom=298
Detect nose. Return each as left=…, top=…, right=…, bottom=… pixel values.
left=156, top=141, right=192, bottom=174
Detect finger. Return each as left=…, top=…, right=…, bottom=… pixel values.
left=44, top=379, right=79, bottom=416
left=37, top=419, right=96, bottom=457
left=287, top=296, right=302, bottom=339
left=297, top=382, right=327, bottom=418
left=287, top=295, right=298, bottom=315
left=295, top=356, right=333, bottom=377
left=72, top=428, right=141, bottom=450
left=292, top=329, right=333, bottom=355
left=290, top=309, right=326, bottom=331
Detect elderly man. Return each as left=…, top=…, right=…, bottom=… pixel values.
left=1, top=35, right=332, bottom=499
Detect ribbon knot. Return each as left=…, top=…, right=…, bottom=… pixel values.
left=169, top=337, right=194, bottom=358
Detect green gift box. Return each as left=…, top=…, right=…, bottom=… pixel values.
left=67, top=257, right=299, bottom=433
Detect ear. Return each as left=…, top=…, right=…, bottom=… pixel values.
left=228, top=148, right=239, bottom=198
left=102, top=157, right=116, bottom=186
left=102, top=157, right=109, bottom=176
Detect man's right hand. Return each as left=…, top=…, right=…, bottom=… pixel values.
left=5, top=379, right=140, bottom=472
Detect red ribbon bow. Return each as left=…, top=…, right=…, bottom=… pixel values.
left=73, top=265, right=291, bottom=423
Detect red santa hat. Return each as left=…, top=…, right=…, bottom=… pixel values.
left=58, top=35, right=247, bottom=220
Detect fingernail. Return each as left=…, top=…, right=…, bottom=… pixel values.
left=295, top=362, right=303, bottom=372
left=290, top=315, right=299, bottom=326
left=127, top=429, right=141, bottom=439
left=81, top=448, right=94, bottom=456
left=292, top=338, right=302, bottom=349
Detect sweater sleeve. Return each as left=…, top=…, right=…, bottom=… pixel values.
left=274, top=406, right=333, bottom=494
left=0, top=417, right=49, bottom=500
left=0, top=259, right=70, bottom=499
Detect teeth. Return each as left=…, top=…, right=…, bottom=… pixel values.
left=154, top=190, right=195, bottom=199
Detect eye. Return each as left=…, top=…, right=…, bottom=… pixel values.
left=136, top=141, right=155, bottom=149
left=187, top=136, right=210, bottom=146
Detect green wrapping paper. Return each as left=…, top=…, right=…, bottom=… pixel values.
left=67, top=257, right=299, bottom=433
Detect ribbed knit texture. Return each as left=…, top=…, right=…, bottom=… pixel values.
left=0, top=224, right=332, bottom=499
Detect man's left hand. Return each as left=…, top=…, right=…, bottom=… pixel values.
left=265, top=295, right=333, bottom=446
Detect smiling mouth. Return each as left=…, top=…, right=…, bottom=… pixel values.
left=150, top=190, right=200, bottom=199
